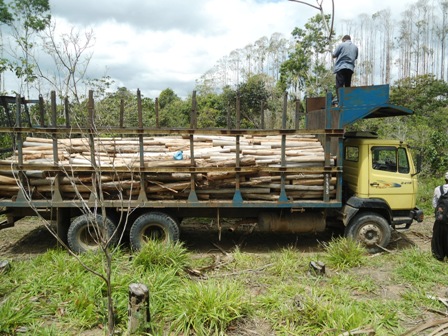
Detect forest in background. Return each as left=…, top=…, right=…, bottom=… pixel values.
left=0, top=0, right=447, bottom=178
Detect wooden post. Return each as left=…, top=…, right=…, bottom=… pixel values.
left=39, top=94, right=45, bottom=127
left=260, top=100, right=265, bottom=129
left=128, top=283, right=150, bottom=334
left=295, top=98, right=301, bottom=130
left=155, top=97, right=160, bottom=128
left=64, top=97, right=70, bottom=127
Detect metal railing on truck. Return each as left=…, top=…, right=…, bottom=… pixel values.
left=0, top=90, right=344, bottom=210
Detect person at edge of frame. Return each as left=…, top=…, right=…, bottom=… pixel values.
left=431, top=171, right=448, bottom=261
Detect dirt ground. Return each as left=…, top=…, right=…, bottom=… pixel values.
left=0, top=215, right=434, bottom=259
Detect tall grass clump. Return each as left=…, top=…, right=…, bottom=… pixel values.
left=133, top=240, right=190, bottom=274
left=323, top=237, right=365, bottom=270
left=168, top=279, right=250, bottom=335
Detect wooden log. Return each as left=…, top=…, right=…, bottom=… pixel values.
left=144, top=160, right=192, bottom=168
left=36, top=184, right=93, bottom=193
left=0, top=174, right=18, bottom=184
left=243, top=193, right=279, bottom=201
left=101, top=181, right=141, bottom=190
left=69, top=157, right=113, bottom=166
left=200, top=157, right=256, bottom=168
left=0, top=185, right=20, bottom=191
left=24, top=136, right=53, bottom=143
left=0, top=170, right=46, bottom=178
left=292, top=177, right=337, bottom=186
left=146, top=181, right=190, bottom=193
left=29, top=177, right=55, bottom=186
left=257, top=183, right=335, bottom=191
left=60, top=175, right=114, bottom=184
left=206, top=171, right=256, bottom=181
left=196, top=188, right=271, bottom=194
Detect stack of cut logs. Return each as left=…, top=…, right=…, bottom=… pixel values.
left=0, top=134, right=336, bottom=201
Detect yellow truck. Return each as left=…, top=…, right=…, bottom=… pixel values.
left=0, top=85, right=423, bottom=253
left=342, top=135, right=421, bottom=252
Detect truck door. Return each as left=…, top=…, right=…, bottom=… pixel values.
left=368, top=146, right=415, bottom=209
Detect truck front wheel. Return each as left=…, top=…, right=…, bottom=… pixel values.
left=344, top=212, right=391, bottom=253
left=129, top=212, right=180, bottom=251
left=67, top=214, right=118, bottom=253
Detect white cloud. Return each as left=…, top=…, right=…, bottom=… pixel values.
left=6, top=0, right=418, bottom=99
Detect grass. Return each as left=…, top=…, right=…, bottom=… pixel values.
left=0, top=231, right=446, bottom=335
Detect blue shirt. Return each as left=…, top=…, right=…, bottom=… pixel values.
left=332, top=40, right=358, bottom=73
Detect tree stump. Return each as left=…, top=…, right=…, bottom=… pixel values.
left=0, top=260, right=11, bottom=274
left=127, top=283, right=150, bottom=334
left=309, top=261, right=325, bottom=276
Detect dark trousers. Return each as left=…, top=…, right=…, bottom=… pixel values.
left=335, top=69, right=354, bottom=99
left=431, top=220, right=448, bottom=261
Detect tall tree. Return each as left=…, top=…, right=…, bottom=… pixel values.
left=37, top=22, right=95, bottom=103
left=436, top=1, right=448, bottom=80
left=279, top=14, right=333, bottom=99
left=373, top=9, right=394, bottom=84
left=5, top=0, right=51, bottom=96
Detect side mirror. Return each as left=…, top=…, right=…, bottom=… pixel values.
left=416, top=153, right=422, bottom=174
left=412, top=152, right=422, bottom=176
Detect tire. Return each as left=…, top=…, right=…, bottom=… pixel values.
left=344, top=212, right=391, bottom=253
left=67, top=214, right=118, bottom=253
left=129, top=212, right=180, bottom=251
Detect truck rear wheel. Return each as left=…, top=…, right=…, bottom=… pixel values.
left=67, top=214, right=118, bottom=253
left=129, top=212, right=180, bottom=251
left=344, top=212, right=391, bottom=253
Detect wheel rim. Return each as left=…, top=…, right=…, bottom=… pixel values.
left=140, top=223, right=168, bottom=243
left=358, top=223, right=383, bottom=247
left=77, top=225, right=104, bottom=250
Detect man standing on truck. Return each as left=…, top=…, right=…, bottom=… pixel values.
left=332, top=35, right=358, bottom=104
left=431, top=172, right=448, bottom=261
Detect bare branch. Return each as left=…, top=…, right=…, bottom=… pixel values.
left=288, top=0, right=321, bottom=11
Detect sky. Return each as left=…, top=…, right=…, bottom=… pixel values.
left=43, top=0, right=414, bottom=99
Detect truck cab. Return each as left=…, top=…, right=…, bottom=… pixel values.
left=343, top=133, right=422, bottom=229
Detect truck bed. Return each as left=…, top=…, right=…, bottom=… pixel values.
left=0, top=128, right=343, bottom=211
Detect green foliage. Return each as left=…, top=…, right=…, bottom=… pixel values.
left=196, top=92, right=224, bottom=128
left=1, top=235, right=446, bottom=335
left=424, top=130, right=448, bottom=175
left=9, top=0, right=51, bottom=32
left=280, top=14, right=334, bottom=97
left=156, top=88, right=190, bottom=127
left=268, top=247, right=305, bottom=277
left=236, top=74, right=272, bottom=128
left=389, top=75, right=448, bottom=164
left=329, top=272, right=377, bottom=294
left=94, top=87, right=155, bottom=128
left=394, top=247, right=448, bottom=285
left=3, top=0, right=51, bottom=85
left=0, top=296, right=39, bottom=334
left=168, top=279, right=248, bottom=335
left=323, top=237, right=366, bottom=270
left=0, top=0, right=12, bottom=24
left=133, top=240, right=190, bottom=274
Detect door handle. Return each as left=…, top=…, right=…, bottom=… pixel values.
left=370, top=182, right=379, bottom=187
